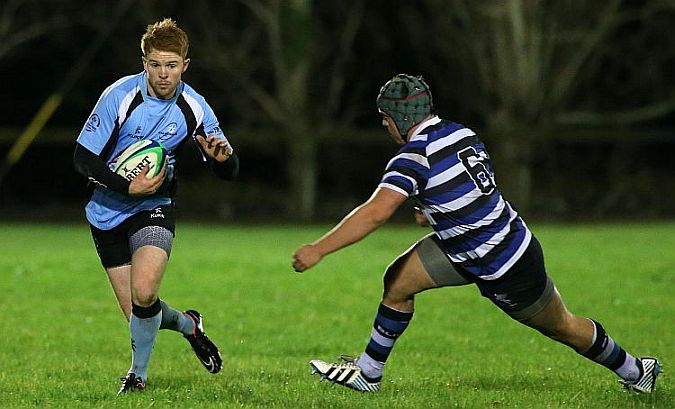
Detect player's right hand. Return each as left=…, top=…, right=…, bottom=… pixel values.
left=292, top=244, right=322, bottom=272
left=128, top=161, right=167, bottom=196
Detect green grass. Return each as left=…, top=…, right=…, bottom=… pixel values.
left=0, top=222, right=672, bottom=408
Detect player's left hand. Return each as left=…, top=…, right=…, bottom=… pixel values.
left=292, top=244, right=322, bottom=272
left=413, top=207, right=430, bottom=227
left=196, top=134, right=233, bottom=162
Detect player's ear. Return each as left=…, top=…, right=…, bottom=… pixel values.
left=182, top=58, right=190, bottom=73
left=142, top=56, right=147, bottom=71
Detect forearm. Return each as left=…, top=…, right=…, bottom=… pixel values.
left=73, top=143, right=130, bottom=195
left=210, top=152, right=239, bottom=180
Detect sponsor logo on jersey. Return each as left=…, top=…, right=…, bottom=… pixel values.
left=150, top=207, right=165, bottom=218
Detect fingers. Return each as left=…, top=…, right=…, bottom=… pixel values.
left=196, top=134, right=232, bottom=162
left=292, top=245, right=322, bottom=273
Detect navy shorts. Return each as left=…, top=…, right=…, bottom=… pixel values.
left=89, top=205, right=175, bottom=268
left=416, top=234, right=554, bottom=321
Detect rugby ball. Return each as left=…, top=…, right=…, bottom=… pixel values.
left=113, top=140, right=167, bottom=181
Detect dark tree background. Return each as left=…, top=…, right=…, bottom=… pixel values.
left=1, top=0, right=674, bottom=222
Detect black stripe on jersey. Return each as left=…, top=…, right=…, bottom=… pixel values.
left=444, top=193, right=495, bottom=221
left=175, top=94, right=199, bottom=157
left=435, top=203, right=511, bottom=248
left=418, top=119, right=450, bottom=137
left=99, top=90, right=143, bottom=161
left=458, top=216, right=520, bottom=267
left=388, top=164, right=425, bottom=188
left=400, top=145, right=427, bottom=157
left=428, top=135, right=482, bottom=166
left=124, top=92, right=144, bottom=124
left=99, top=120, right=121, bottom=161
left=424, top=170, right=472, bottom=198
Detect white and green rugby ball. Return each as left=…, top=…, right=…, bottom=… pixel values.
left=113, top=140, right=167, bottom=181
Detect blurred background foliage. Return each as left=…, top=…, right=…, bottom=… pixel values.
left=1, top=0, right=674, bottom=222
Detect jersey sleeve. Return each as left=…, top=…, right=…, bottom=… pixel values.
left=378, top=144, right=429, bottom=197
left=199, top=101, right=232, bottom=147
left=76, top=87, right=120, bottom=156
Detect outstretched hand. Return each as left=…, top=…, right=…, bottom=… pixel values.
left=128, top=161, right=167, bottom=196
left=292, top=244, right=322, bottom=272
left=196, top=134, right=233, bottom=162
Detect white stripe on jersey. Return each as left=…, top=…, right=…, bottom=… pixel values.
left=378, top=183, right=411, bottom=197
left=381, top=170, right=418, bottom=191
left=434, top=198, right=507, bottom=239
left=117, top=86, right=141, bottom=125
left=396, top=152, right=429, bottom=168
left=427, top=127, right=476, bottom=156
left=426, top=161, right=466, bottom=189
left=448, top=205, right=519, bottom=262
left=484, top=230, right=532, bottom=280
left=182, top=91, right=205, bottom=130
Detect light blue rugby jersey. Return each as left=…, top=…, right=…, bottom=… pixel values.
left=76, top=71, right=229, bottom=230
left=378, top=116, right=532, bottom=280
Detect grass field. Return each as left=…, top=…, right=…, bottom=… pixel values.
left=0, top=222, right=672, bottom=408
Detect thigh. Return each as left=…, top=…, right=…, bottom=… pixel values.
left=383, top=234, right=470, bottom=301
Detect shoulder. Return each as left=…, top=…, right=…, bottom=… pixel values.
left=97, top=73, right=143, bottom=107
left=179, top=81, right=209, bottom=105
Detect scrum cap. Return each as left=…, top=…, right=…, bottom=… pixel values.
left=376, top=74, right=433, bottom=138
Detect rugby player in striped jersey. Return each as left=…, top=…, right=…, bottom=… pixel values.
left=292, top=74, right=660, bottom=394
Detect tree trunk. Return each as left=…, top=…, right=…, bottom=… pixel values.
left=286, top=129, right=317, bottom=220
left=485, top=120, right=534, bottom=215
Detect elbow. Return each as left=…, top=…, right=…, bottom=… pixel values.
left=367, top=207, right=393, bottom=228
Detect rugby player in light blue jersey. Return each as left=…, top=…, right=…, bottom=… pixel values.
left=73, top=18, right=238, bottom=395
left=293, top=74, right=660, bottom=394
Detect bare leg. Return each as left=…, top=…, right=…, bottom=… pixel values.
left=106, top=265, right=132, bottom=320
left=520, top=289, right=594, bottom=352
left=521, top=288, right=642, bottom=382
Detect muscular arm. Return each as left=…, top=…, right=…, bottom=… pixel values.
left=292, top=187, right=407, bottom=272
left=73, top=142, right=131, bottom=195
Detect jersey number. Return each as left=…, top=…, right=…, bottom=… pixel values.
left=458, top=147, right=496, bottom=194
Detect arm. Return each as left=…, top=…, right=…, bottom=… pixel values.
left=73, top=142, right=131, bottom=195
left=73, top=142, right=167, bottom=196
left=195, top=134, right=239, bottom=180
left=292, top=187, right=407, bottom=272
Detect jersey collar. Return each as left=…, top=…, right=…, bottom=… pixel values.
left=408, top=115, right=441, bottom=142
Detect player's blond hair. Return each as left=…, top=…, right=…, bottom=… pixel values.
left=141, top=18, right=189, bottom=59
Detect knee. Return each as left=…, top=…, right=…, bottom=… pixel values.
left=382, top=259, right=413, bottom=303
left=131, top=287, right=158, bottom=307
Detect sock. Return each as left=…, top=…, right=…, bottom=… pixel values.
left=357, top=303, right=413, bottom=380
left=158, top=300, right=195, bottom=336
left=581, top=319, right=641, bottom=381
left=128, top=300, right=162, bottom=382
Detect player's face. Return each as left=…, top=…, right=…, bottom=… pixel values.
left=143, top=49, right=190, bottom=99
left=381, top=114, right=405, bottom=144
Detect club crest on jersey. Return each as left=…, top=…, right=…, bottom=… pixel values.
left=158, top=122, right=178, bottom=140
left=84, top=114, right=100, bottom=132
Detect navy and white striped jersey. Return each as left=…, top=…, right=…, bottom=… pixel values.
left=76, top=71, right=230, bottom=230
left=378, top=116, right=531, bottom=280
